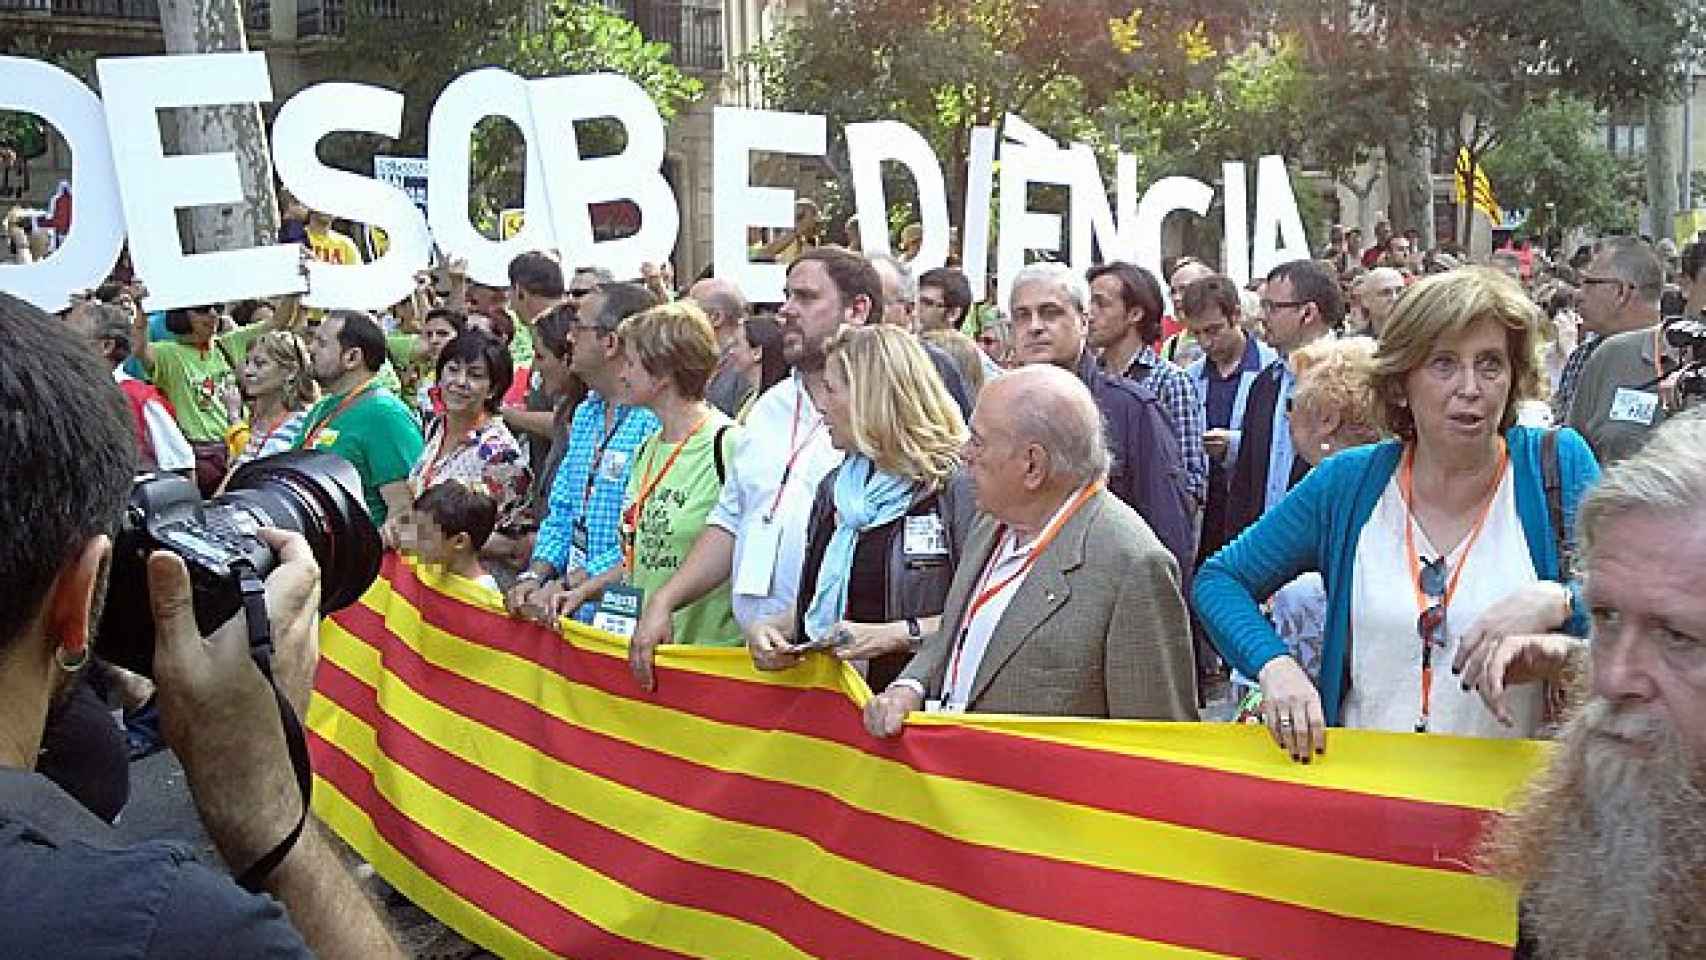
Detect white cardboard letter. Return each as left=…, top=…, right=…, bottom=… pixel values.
left=961, top=125, right=996, bottom=300
left=712, top=107, right=826, bottom=304
left=97, top=52, right=298, bottom=311
left=427, top=68, right=554, bottom=287
left=845, top=120, right=950, bottom=271
left=0, top=57, right=126, bottom=313
left=273, top=82, right=430, bottom=310
left=1221, top=161, right=1250, bottom=286
left=528, top=73, right=678, bottom=281
left=996, top=141, right=1072, bottom=310
left=1134, top=175, right=1214, bottom=310
left=1250, top=155, right=1311, bottom=280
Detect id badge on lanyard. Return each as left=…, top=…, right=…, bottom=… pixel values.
left=569, top=522, right=590, bottom=570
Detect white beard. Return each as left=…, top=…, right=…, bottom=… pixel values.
left=1484, top=697, right=1706, bottom=959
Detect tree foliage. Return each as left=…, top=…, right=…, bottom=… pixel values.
left=1482, top=95, right=1635, bottom=236
left=333, top=0, right=702, bottom=224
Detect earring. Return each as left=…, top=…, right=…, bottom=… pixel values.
left=55, top=642, right=88, bottom=673
left=1319, top=441, right=1332, bottom=454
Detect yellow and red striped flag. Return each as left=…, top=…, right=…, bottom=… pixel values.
left=1456, top=148, right=1503, bottom=225
left=308, top=556, right=1544, bottom=959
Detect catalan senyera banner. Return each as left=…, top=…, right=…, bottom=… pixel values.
left=307, top=555, right=1545, bottom=959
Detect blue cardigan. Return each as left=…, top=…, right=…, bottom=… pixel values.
left=1193, top=426, right=1600, bottom=725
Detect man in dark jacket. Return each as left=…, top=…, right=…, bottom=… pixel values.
left=1007, top=262, right=1197, bottom=582
left=1224, top=258, right=1342, bottom=542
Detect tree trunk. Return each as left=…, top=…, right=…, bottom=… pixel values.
left=1383, top=131, right=1429, bottom=237
left=1646, top=94, right=1681, bottom=243
left=157, top=0, right=280, bottom=254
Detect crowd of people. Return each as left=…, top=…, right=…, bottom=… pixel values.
left=5, top=197, right=1706, bottom=957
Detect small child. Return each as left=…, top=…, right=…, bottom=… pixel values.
left=407, top=480, right=500, bottom=593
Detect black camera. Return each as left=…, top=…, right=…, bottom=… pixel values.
left=1665, top=320, right=1706, bottom=402
left=96, top=451, right=383, bottom=677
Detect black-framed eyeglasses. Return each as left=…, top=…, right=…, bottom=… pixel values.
left=568, top=287, right=596, bottom=298
left=1260, top=299, right=1308, bottom=313
left=1580, top=276, right=1625, bottom=289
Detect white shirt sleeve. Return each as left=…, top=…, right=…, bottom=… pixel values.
left=144, top=398, right=196, bottom=471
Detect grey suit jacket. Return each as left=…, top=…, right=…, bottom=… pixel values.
left=897, top=488, right=1199, bottom=720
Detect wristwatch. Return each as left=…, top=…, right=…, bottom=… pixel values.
left=905, top=617, right=923, bottom=650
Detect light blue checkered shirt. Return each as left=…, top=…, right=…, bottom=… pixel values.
left=531, top=391, right=660, bottom=579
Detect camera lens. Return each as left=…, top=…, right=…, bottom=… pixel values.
left=96, top=451, right=383, bottom=677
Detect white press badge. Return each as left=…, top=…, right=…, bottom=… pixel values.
left=733, top=516, right=783, bottom=597
left=903, top=514, right=949, bottom=560
left=598, top=449, right=631, bottom=483
left=1609, top=387, right=1660, bottom=425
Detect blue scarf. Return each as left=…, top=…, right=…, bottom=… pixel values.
left=802, top=455, right=917, bottom=644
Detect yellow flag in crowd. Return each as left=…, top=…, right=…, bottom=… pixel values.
left=1456, top=148, right=1503, bottom=224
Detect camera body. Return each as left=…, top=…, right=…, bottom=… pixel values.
left=1665, top=319, right=1706, bottom=402
left=97, top=451, right=382, bottom=677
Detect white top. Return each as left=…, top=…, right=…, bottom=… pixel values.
left=707, top=373, right=842, bottom=628
left=1345, top=463, right=1544, bottom=737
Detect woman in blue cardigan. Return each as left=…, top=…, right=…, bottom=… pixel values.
left=1196, top=269, right=1600, bottom=762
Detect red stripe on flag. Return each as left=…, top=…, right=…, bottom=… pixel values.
left=309, top=729, right=698, bottom=960
left=314, top=660, right=957, bottom=960
left=348, top=570, right=1495, bottom=876
left=320, top=607, right=1511, bottom=960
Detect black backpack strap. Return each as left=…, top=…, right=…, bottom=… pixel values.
left=1541, top=427, right=1573, bottom=581
left=712, top=425, right=731, bottom=485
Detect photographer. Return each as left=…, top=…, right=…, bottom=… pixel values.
left=0, top=293, right=401, bottom=958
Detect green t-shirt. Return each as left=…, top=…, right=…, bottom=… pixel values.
left=624, top=413, right=739, bottom=646
left=508, top=312, right=534, bottom=367
left=295, top=383, right=424, bottom=526
left=144, top=324, right=268, bottom=442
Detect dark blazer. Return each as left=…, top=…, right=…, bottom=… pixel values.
left=1225, top=358, right=1293, bottom=542
left=897, top=488, right=1199, bottom=720
left=1073, top=350, right=1197, bottom=586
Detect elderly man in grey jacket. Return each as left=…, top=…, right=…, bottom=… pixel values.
left=864, top=364, right=1199, bottom=736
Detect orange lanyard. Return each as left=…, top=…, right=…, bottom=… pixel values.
left=764, top=383, right=823, bottom=523
left=301, top=378, right=377, bottom=448
left=941, top=482, right=1102, bottom=704
left=622, top=415, right=710, bottom=570
left=1398, top=441, right=1508, bottom=731
left=416, top=414, right=489, bottom=491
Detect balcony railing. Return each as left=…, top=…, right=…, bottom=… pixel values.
left=297, top=0, right=446, bottom=38
left=0, top=0, right=161, bottom=19
left=247, top=0, right=269, bottom=32
left=603, top=0, right=725, bottom=73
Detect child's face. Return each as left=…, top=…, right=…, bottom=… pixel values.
left=409, top=515, right=462, bottom=569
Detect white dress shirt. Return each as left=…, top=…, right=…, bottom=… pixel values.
left=707, top=372, right=842, bottom=627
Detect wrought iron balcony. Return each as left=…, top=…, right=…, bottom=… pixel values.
left=602, top=0, right=725, bottom=73
left=0, top=0, right=161, bottom=19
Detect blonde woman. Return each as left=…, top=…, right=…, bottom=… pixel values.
left=222, top=330, right=320, bottom=478
left=921, top=328, right=990, bottom=401
left=746, top=325, right=976, bottom=693
left=1198, top=268, right=1600, bottom=762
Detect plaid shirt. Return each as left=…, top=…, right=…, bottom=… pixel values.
left=1551, top=337, right=1599, bottom=423
left=1122, top=346, right=1208, bottom=504
left=531, top=391, right=660, bottom=578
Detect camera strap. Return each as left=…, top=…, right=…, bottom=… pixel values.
left=232, top=566, right=314, bottom=895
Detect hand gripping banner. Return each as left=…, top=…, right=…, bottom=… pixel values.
left=307, top=555, right=1542, bottom=959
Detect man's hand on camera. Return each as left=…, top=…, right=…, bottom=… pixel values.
left=149, top=528, right=323, bottom=872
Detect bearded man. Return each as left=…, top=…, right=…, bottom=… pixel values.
left=1480, top=411, right=1706, bottom=959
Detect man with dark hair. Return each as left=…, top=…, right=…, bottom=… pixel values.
left=917, top=266, right=972, bottom=333
left=508, top=283, right=663, bottom=624
left=1224, top=259, right=1339, bottom=540
left=297, top=310, right=423, bottom=527
left=1566, top=238, right=1685, bottom=462
left=1087, top=261, right=1208, bottom=507
left=0, top=292, right=402, bottom=959
left=507, top=251, right=565, bottom=325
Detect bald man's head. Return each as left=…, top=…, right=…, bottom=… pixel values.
left=967, top=365, right=1109, bottom=521
left=688, top=277, right=749, bottom=349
